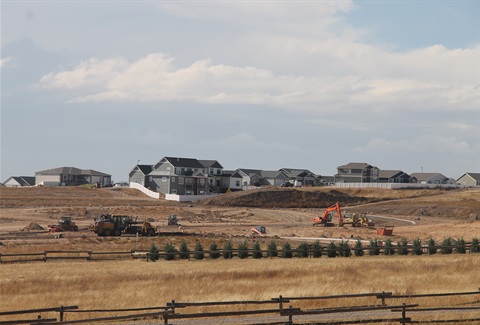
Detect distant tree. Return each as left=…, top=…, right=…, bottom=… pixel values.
left=148, top=242, right=160, bottom=262
left=209, top=242, right=220, bottom=259
left=427, top=238, right=437, bottom=255
left=193, top=241, right=204, bottom=260
left=338, top=240, right=351, bottom=257
left=237, top=241, right=249, bottom=259
left=441, top=237, right=453, bottom=254
left=282, top=242, right=293, bottom=258
left=312, top=240, right=322, bottom=258
left=354, top=240, right=364, bottom=257
left=470, top=237, right=479, bottom=253
left=369, top=239, right=380, bottom=256
left=412, top=238, right=423, bottom=256
left=223, top=241, right=233, bottom=259
left=252, top=241, right=262, bottom=259
left=397, top=238, right=409, bottom=256
left=267, top=241, right=278, bottom=258
left=296, top=242, right=309, bottom=258
left=455, top=238, right=466, bottom=254
left=164, top=242, right=176, bottom=261
left=327, top=241, right=337, bottom=258
left=179, top=240, right=190, bottom=259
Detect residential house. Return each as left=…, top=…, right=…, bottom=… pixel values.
left=456, top=172, right=480, bottom=186
left=378, top=170, right=414, bottom=183
left=35, top=167, right=111, bottom=186
left=199, top=160, right=224, bottom=192
left=280, top=168, right=319, bottom=186
left=143, top=157, right=208, bottom=195
left=4, top=176, right=35, bottom=187
left=409, top=173, right=448, bottom=185
left=129, top=165, right=154, bottom=188
left=236, top=169, right=263, bottom=187
left=259, top=170, right=290, bottom=187
left=221, top=170, right=243, bottom=191
left=335, top=163, right=379, bottom=183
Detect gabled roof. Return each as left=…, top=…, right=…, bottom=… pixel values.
left=410, top=173, right=446, bottom=181
left=5, top=176, right=35, bottom=186
left=199, top=160, right=223, bottom=169
left=457, top=172, right=480, bottom=182
left=337, top=162, right=376, bottom=169
left=379, top=170, right=405, bottom=178
left=160, top=157, right=205, bottom=169
left=222, top=170, right=243, bottom=178
left=236, top=168, right=263, bottom=177
left=260, top=170, right=288, bottom=178
left=137, top=165, right=153, bottom=175
left=280, top=168, right=318, bottom=177
left=36, top=167, right=110, bottom=176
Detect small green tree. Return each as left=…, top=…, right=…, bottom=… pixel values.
left=312, top=240, right=322, bottom=258
left=397, top=238, right=409, bottom=256
left=148, top=242, right=160, bottom=262
left=179, top=240, right=190, bottom=259
left=412, top=238, right=423, bottom=256
left=441, top=237, right=453, bottom=254
left=296, top=242, right=309, bottom=258
left=427, top=238, right=437, bottom=255
left=470, top=237, right=479, bottom=253
left=164, top=242, right=176, bottom=261
left=267, top=241, right=278, bottom=258
left=338, top=240, right=351, bottom=257
left=455, top=238, right=466, bottom=254
left=369, top=239, right=380, bottom=256
left=209, top=242, right=220, bottom=259
left=252, top=241, right=262, bottom=259
left=327, top=241, right=337, bottom=258
left=193, top=241, right=204, bottom=260
left=223, top=241, right=233, bottom=259
left=237, top=241, right=249, bottom=259
left=383, top=238, right=394, bottom=256
left=353, top=240, right=364, bottom=257
left=282, top=242, right=293, bottom=258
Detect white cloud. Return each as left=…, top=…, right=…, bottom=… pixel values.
left=352, top=135, right=472, bottom=154
left=0, top=57, right=14, bottom=68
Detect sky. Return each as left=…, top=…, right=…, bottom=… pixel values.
left=1, top=1, right=479, bottom=183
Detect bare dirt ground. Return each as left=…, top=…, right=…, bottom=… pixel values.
left=0, top=186, right=479, bottom=253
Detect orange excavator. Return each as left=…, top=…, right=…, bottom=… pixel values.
left=313, top=203, right=342, bottom=227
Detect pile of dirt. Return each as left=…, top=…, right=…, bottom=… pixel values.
left=21, top=222, right=45, bottom=231
left=201, top=188, right=370, bottom=208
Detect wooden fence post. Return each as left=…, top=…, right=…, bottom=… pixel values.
left=279, top=295, right=283, bottom=311
left=44, top=251, right=47, bottom=262
left=287, top=305, right=293, bottom=325
left=59, top=305, right=64, bottom=322
left=401, top=303, right=406, bottom=325
left=381, top=291, right=386, bottom=305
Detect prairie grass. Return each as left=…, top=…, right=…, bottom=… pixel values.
left=1, top=255, right=479, bottom=321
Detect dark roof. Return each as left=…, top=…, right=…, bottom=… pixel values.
left=36, top=167, right=110, bottom=176
left=280, top=168, right=317, bottom=177
left=137, top=165, right=153, bottom=175
left=338, top=162, right=376, bottom=169
left=199, top=160, right=223, bottom=169
left=379, top=170, right=404, bottom=178
left=237, top=168, right=263, bottom=176
left=162, top=157, right=205, bottom=169
left=9, top=176, right=35, bottom=186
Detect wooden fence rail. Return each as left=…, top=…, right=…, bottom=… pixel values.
left=2, top=290, right=479, bottom=325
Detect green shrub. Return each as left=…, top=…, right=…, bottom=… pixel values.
left=327, top=241, right=337, bottom=258
left=223, top=241, right=233, bottom=259
left=237, top=241, right=249, bottom=259
left=455, top=238, right=466, bottom=254
left=282, top=242, right=293, bottom=258
left=427, top=238, right=437, bottom=255
left=148, top=242, right=160, bottom=262
left=397, top=238, right=409, bottom=256
left=179, top=240, right=190, bottom=259
left=164, top=242, right=176, bottom=261
left=383, top=238, right=394, bottom=255
left=470, top=237, right=479, bottom=253
left=412, top=238, right=423, bottom=256
left=312, top=240, right=322, bottom=258
left=252, top=241, right=262, bottom=259
left=209, top=242, right=220, bottom=259
left=354, top=240, right=364, bottom=257
left=441, top=237, right=453, bottom=254
left=338, top=240, right=351, bottom=257
left=296, top=242, right=309, bottom=258
left=267, top=241, right=278, bottom=258
left=193, top=241, right=204, bottom=260
left=369, top=239, right=380, bottom=256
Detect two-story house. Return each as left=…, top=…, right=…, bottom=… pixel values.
left=129, top=165, right=154, bottom=187
left=335, top=162, right=379, bottom=183
left=199, top=160, right=224, bottom=192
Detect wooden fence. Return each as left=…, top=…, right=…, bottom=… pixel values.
left=1, top=290, right=479, bottom=324
left=1, top=242, right=479, bottom=264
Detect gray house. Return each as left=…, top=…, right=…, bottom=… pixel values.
left=378, top=170, right=414, bottom=183
left=456, top=172, right=480, bottom=186
left=280, top=168, right=319, bottom=186
left=335, top=162, right=379, bottom=183
left=199, top=160, right=224, bottom=192
left=409, top=172, right=448, bottom=185
left=129, top=165, right=154, bottom=188
left=221, top=170, right=243, bottom=191
left=4, top=176, right=35, bottom=187
left=35, top=167, right=111, bottom=186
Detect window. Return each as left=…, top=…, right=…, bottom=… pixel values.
left=172, top=177, right=175, bottom=183
left=179, top=177, right=184, bottom=185
left=172, top=189, right=177, bottom=194
left=236, top=181, right=240, bottom=186
left=176, top=168, right=181, bottom=174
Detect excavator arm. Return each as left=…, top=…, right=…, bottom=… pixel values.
left=313, top=203, right=343, bottom=226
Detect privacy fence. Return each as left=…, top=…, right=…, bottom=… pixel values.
left=1, top=290, right=479, bottom=324
left=1, top=237, right=479, bottom=263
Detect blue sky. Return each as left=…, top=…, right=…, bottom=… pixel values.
left=1, top=1, right=479, bottom=182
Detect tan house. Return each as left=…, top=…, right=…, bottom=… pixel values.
left=456, top=172, right=480, bottom=186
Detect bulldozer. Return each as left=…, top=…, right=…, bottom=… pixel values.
left=167, top=214, right=180, bottom=226
left=49, top=216, right=79, bottom=232
left=91, top=214, right=156, bottom=236
left=340, top=212, right=375, bottom=227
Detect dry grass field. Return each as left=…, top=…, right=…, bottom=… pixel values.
left=0, top=186, right=479, bottom=322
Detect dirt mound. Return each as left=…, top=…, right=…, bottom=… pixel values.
left=201, top=188, right=370, bottom=208
left=21, top=222, right=45, bottom=231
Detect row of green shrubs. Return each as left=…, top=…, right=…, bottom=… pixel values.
left=147, top=237, right=480, bottom=261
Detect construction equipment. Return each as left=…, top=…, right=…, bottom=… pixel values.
left=91, top=214, right=156, bottom=236
left=251, top=226, right=266, bottom=236
left=313, top=203, right=342, bottom=227
left=49, top=217, right=79, bottom=232
left=341, top=212, right=375, bottom=227
left=377, top=226, right=394, bottom=236
left=168, top=214, right=180, bottom=226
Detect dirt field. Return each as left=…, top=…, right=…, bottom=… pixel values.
left=0, top=186, right=479, bottom=253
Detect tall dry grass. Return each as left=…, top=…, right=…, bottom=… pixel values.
left=1, top=255, right=479, bottom=321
